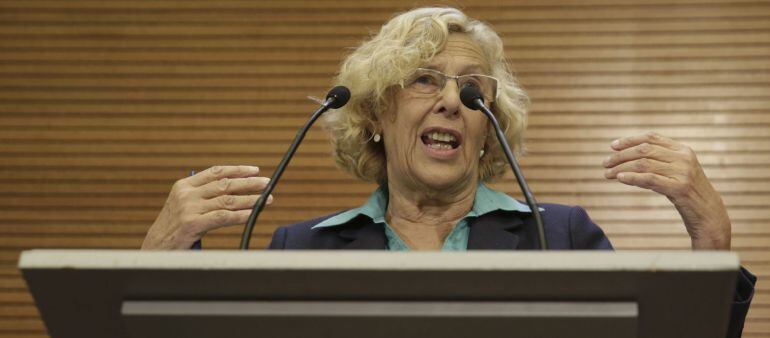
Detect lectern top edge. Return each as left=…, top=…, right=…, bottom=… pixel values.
left=18, top=249, right=739, bottom=273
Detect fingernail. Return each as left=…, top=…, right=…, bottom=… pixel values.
left=611, top=139, right=620, bottom=148
left=617, top=173, right=625, bottom=180
left=604, top=169, right=612, bottom=178
left=267, top=194, right=274, bottom=203
left=602, top=156, right=610, bottom=167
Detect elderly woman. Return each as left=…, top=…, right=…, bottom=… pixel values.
left=141, top=7, right=754, bottom=337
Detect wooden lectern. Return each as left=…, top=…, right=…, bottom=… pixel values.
left=19, top=250, right=738, bottom=338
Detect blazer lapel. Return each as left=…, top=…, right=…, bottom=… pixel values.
left=333, top=212, right=525, bottom=250
left=467, top=212, right=524, bottom=250
left=338, top=217, right=388, bottom=250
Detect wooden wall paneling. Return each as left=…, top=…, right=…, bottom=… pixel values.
left=0, top=1, right=768, bottom=336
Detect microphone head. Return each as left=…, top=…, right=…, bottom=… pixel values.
left=460, top=86, right=484, bottom=111
left=325, top=86, right=351, bottom=109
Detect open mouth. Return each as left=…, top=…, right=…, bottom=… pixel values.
left=420, top=128, right=462, bottom=150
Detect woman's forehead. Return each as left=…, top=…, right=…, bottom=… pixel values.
left=424, top=34, right=489, bottom=73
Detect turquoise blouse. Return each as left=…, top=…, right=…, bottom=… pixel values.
left=311, top=184, right=538, bottom=251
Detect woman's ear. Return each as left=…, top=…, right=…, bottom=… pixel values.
left=369, top=118, right=383, bottom=143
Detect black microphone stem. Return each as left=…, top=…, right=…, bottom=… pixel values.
left=474, top=98, right=548, bottom=250
left=239, top=98, right=336, bottom=250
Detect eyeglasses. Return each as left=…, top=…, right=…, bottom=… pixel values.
left=405, top=68, right=499, bottom=102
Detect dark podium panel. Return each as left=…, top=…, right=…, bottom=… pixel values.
left=20, top=250, right=738, bottom=338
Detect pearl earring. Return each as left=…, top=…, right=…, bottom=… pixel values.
left=479, top=149, right=485, bottom=158
left=373, top=133, right=381, bottom=143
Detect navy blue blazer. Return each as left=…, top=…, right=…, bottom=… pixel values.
left=267, top=202, right=756, bottom=338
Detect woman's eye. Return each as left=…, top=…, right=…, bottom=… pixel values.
left=414, top=75, right=437, bottom=85
left=461, top=80, right=481, bottom=89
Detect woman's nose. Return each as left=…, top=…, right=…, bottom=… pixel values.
left=437, top=80, right=462, bottom=117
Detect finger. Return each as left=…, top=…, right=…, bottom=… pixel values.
left=603, top=143, right=679, bottom=168
left=196, top=176, right=271, bottom=199
left=615, top=172, right=677, bottom=196
left=185, top=165, right=261, bottom=187
left=194, top=209, right=253, bottom=232
left=604, top=158, right=675, bottom=179
left=611, top=132, right=682, bottom=152
left=201, top=194, right=274, bottom=213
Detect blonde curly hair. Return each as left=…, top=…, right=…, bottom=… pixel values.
left=324, top=7, right=529, bottom=185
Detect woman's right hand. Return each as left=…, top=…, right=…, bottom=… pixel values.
left=141, top=165, right=273, bottom=250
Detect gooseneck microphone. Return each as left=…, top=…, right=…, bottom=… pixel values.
left=460, top=86, right=548, bottom=250
left=240, top=86, right=351, bottom=250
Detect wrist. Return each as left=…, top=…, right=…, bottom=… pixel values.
left=141, top=222, right=192, bottom=250
left=690, top=223, right=731, bottom=251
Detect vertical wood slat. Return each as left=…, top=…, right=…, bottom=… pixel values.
left=0, top=1, right=768, bottom=337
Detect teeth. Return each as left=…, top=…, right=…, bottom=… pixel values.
left=428, top=143, right=453, bottom=150
left=428, top=132, right=456, bottom=143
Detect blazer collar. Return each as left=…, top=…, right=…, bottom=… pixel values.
left=333, top=212, right=524, bottom=250
left=467, top=211, right=524, bottom=250
left=337, top=215, right=387, bottom=250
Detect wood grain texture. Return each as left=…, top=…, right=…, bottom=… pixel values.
left=0, top=0, right=768, bottom=336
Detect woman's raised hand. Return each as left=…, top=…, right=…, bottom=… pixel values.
left=603, top=132, right=731, bottom=250
left=141, top=165, right=272, bottom=250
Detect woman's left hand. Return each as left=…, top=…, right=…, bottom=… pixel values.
left=603, top=132, right=731, bottom=250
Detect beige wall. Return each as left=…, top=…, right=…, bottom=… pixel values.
left=0, top=0, right=768, bottom=336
